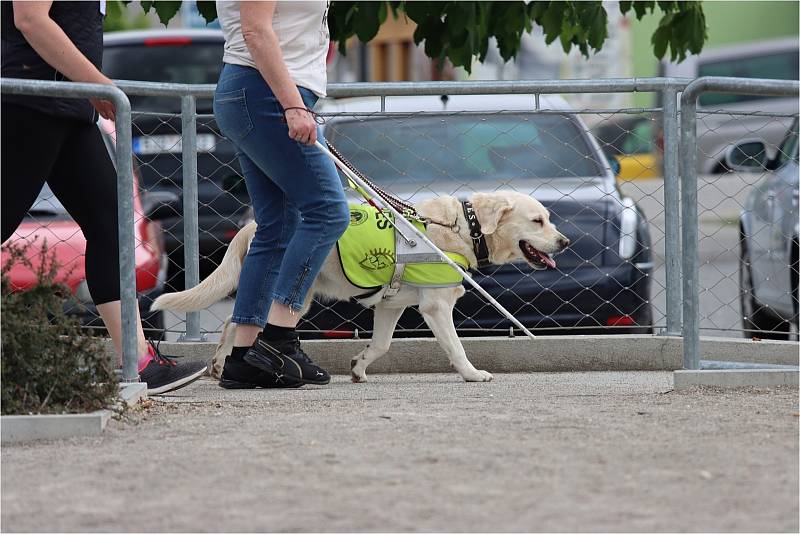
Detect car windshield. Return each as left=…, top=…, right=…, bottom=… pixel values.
left=325, top=113, right=604, bottom=183
left=103, top=42, right=223, bottom=112
left=25, top=184, right=69, bottom=220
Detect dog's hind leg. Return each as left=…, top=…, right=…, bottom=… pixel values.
left=210, top=315, right=235, bottom=380
left=350, top=303, right=405, bottom=383
left=418, top=287, right=493, bottom=382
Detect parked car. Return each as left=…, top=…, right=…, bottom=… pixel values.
left=291, top=94, right=653, bottom=337
left=729, top=117, right=799, bottom=340
left=593, top=116, right=663, bottom=180
left=1, top=119, right=173, bottom=338
left=102, top=29, right=248, bottom=286
left=663, top=37, right=799, bottom=174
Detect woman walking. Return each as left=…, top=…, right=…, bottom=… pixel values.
left=1, top=1, right=207, bottom=394
left=214, top=1, right=350, bottom=388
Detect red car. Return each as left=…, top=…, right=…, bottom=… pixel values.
left=1, top=118, right=174, bottom=337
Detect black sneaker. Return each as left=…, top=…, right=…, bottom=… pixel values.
left=219, top=356, right=303, bottom=389
left=139, top=343, right=207, bottom=395
left=244, top=335, right=330, bottom=385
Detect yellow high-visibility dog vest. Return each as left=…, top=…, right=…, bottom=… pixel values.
left=336, top=204, right=469, bottom=290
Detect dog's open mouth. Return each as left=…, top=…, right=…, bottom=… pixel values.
left=519, top=240, right=556, bottom=270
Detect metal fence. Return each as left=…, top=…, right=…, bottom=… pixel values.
left=1, top=76, right=798, bottom=377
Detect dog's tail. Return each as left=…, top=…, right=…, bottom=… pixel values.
left=150, top=222, right=255, bottom=312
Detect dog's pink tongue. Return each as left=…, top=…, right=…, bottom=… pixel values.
left=543, top=255, right=556, bottom=269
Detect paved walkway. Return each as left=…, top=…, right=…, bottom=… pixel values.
left=2, top=372, right=798, bottom=532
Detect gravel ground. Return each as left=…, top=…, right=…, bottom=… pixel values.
left=2, top=372, right=798, bottom=533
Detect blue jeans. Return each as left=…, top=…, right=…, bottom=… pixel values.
left=214, top=64, right=349, bottom=326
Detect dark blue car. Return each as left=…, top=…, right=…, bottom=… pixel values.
left=296, top=94, right=653, bottom=337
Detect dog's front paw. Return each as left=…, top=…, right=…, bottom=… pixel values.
left=209, top=357, right=223, bottom=380
left=350, top=359, right=367, bottom=383
left=462, top=369, right=493, bottom=382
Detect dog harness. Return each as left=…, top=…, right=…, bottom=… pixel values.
left=337, top=203, right=470, bottom=296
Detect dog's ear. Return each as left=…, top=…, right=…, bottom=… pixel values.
left=471, top=193, right=513, bottom=234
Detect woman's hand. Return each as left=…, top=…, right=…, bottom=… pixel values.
left=90, top=97, right=116, bottom=121
left=285, top=108, right=317, bottom=145
left=89, top=75, right=116, bottom=121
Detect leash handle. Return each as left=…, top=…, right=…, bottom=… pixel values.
left=315, top=140, right=536, bottom=340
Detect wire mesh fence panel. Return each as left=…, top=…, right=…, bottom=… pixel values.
left=130, top=110, right=248, bottom=341
left=694, top=109, right=798, bottom=340
left=7, top=78, right=796, bottom=347
left=290, top=102, right=665, bottom=339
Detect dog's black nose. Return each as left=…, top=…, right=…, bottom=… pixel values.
left=558, top=237, right=570, bottom=249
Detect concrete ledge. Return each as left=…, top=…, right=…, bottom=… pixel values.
left=1, top=410, right=111, bottom=444
left=119, top=382, right=147, bottom=407
left=99, top=335, right=796, bottom=374
left=109, top=335, right=681, bottom=373
left=698, top=337, right=798, bottom=366
left=674, top=369, right=800, bottom=389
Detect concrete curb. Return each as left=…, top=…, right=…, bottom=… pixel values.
left=119, top=382, right=147, bottom=407
left=120, top=335, right=681, bottom=373
left=102, top=335, right=796, bottom=374
left=1, top=410, right=111, bottom=444
left=674, top=369, right=800, bottom=389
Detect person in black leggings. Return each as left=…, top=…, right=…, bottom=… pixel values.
left=2, top=105, right=122, bottom=304
left=1, top=1, right=206, bottom=394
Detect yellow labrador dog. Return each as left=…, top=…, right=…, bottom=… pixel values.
left=151, top=191, right=569, bottom=383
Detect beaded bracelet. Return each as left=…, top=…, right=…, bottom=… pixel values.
left=282, top=106, right=325, bottom=124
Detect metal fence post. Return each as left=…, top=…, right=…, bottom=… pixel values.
left=112, top=92, right=140, bottom=381
left=679, top=88, right=700, bottom=369
left=679, top=76, right=799, bottom=369
left=179, top=94, right=204, bottom=342
left=661, top=87, right=681, bottom=336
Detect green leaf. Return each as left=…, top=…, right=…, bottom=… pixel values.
left=632, top=1, right=655, bottom=19
left=195, top=1, right=217, bottom=24
left=651, top=24, right=670, bottom=59
left=353, top=2, right=384, bottom=42
left=540, top=2, right=565, bottom=44
left=587, top=5, right=607, bottom=51
left=152, top=0, right=181, bottom=26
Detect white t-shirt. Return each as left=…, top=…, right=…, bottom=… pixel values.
left=216, top=1, right=330, bottom=97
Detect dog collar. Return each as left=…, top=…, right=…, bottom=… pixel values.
left=461, top=200, right=491, bottom=269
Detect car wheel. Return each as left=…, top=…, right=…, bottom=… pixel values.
left=739, top=235, right=791, bottom=340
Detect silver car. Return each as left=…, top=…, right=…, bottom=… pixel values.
left=729, top=118, right=799, bottom=339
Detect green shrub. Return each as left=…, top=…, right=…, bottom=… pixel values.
left=1, top=241, right=117, bottom=415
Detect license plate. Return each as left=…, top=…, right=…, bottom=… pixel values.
left=133, top=134, right=216, bottom=155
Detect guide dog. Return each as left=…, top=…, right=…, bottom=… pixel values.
left=151, top=191, right=569, bottom=382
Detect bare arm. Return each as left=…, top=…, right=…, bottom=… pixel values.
left=13, top=1, right=115, bottom=119
left=240, top=2, right=316, bottom=144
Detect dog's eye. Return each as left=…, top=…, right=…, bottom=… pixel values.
left=532, top=217, right=543, bottom=225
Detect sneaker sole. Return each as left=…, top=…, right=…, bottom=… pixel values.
left=147, top=366, right=207, bottom=395
left=244, top=352, right=330, bottom=386
left=218, top=378, right=304, bottom=389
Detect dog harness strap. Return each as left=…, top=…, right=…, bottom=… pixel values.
left=461, top=200, right=491, bottom=269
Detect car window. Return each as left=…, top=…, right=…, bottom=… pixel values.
left=697, top=49, right=799, bottom=107
left=325, top=113, right=604, bottom=183
left=776, top=120, right=799, bottom=167
left=103, top=42, right=223, bottom=112
left=623, top=121, right=654, bottom=154
left=595, top=118, right=653, bottom=157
